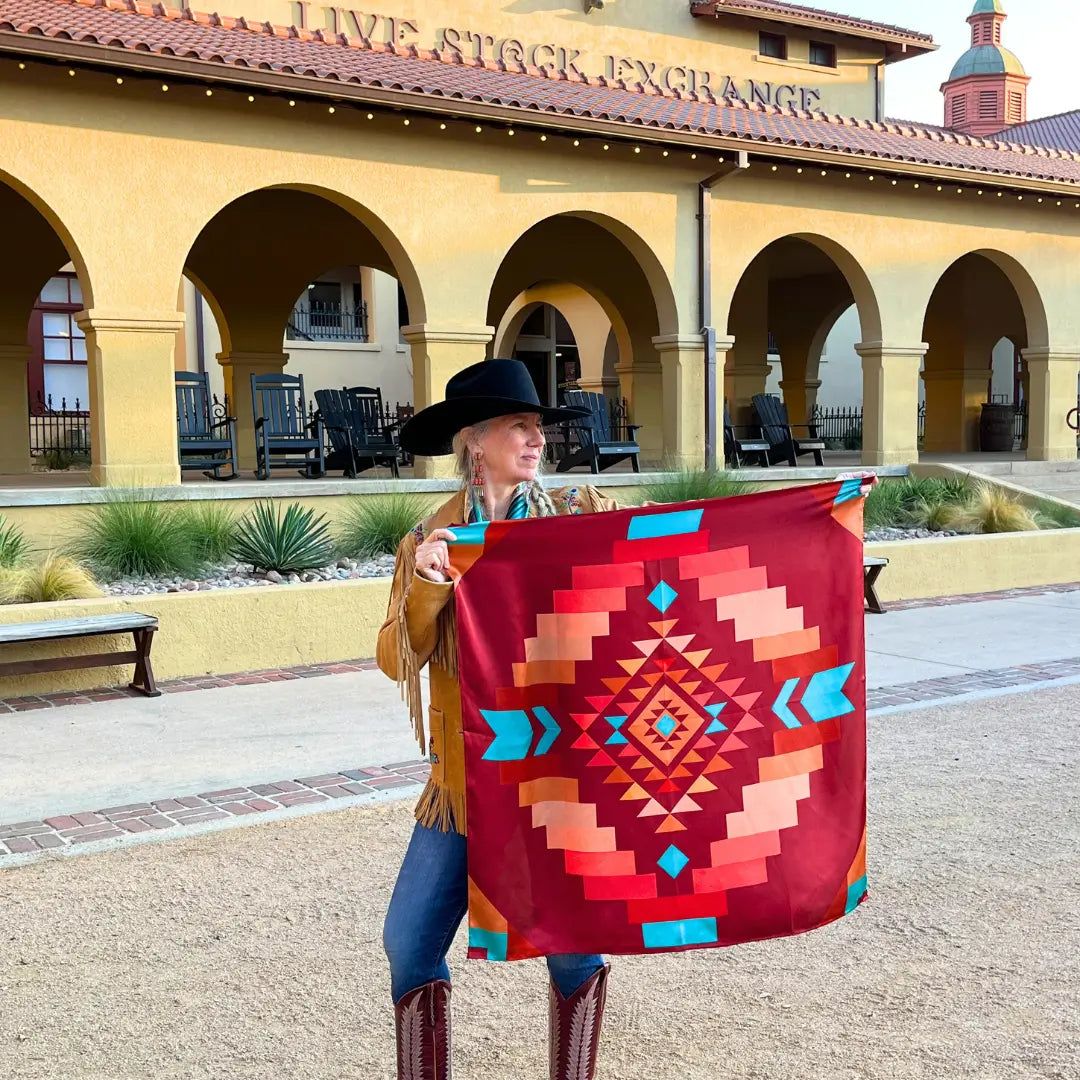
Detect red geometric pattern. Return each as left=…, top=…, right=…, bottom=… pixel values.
left=457, top=483, right=868, bottom=960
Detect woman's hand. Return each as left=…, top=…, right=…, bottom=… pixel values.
left=414, top=528, right=458, bottom=583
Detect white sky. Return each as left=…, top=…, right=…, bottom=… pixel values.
left=830, top=0, right=1080, bottom=124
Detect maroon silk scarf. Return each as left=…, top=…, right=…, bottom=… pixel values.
left=453, top=480, right=868, bottom=961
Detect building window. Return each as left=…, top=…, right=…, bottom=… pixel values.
left=1007, top=90, right=1024, bottom=124
left=287, top=278, right=368, bottom=342
left=808, top=41, right=836, bottom=68
left=978, top=89, right=999, bottom=120
left=28, top=274, right=88, bottom=410
left=950, top=95, right=968, bottom=127
left=758, top=32, right=787, bottom=60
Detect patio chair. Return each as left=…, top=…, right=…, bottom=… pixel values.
left=174, top=370, right=238, bottom=480
left=554, top=390, right=641, bottom=474
left=751, top=394, right=826, bottom=467
left=250, top=373, right=326, bottom=480
left=314, top=386, right=401, bottom=478
left=723, top=403, right=771, bottom=468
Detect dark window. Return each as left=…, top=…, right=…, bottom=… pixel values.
left=759, top=32, right=787, bottom=60
left=809, top=41, right=837, bottom=68
left=520, top=305, right=548, bottom=337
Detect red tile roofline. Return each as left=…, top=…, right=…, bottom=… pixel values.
left=689, top=0, right=935, bottom=51
left=0, top=0, right=1077, bottom=191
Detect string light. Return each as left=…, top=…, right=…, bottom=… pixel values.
left=440, top=122, right=447, bottom=130
left=890, top=179, right=897, bottom=186
left=18, top=62, right=25, bottom=70
left=820, top=169, right=826, bottom=176
left=662, top=150, right=669, bottom=157
left=602, top=144, right=610, bottom=150
left=914, top=183, right=920, bottom=189
left=977, top=190, right=984, bottom=195
left=328, top=106, right=335, bottom=114
left=540, top=134, right=547, bottom=142
left=633, top=147, right=641, bottom=154
left=247, top=95, right=255, bottom=103
left=844, top=172, right=851, bottom=178
left=796, top=167, right=803, bottom=174
left=867, top=175, right=874, bottom=182
left=956, top=188, right=962, bottom=194
left=507, top=128, right=514, bottom=135
left=573, top=139, right=580, bottom=147
left=936, top=185, right=942, bottom=191
left=367, top=113, right=374, bottom=120
left=475, top=125, right=482, bottom=133
left=1017, top=195, right=1023, bottom=201
left=205, top=89, right=213, bottom=97
left=997, top=192, right=1004, bottom=197
left=403, top=118, right=410, bottom=126
left=771, top=165, right=778, bottom=172
left=288, top=100, right=295, bottom=107
left=116, top=77, right=123, bottom=85
left=68, top=69, right=76, bottom=77
left=690, top=153, right=698, bottom=160
left=161, top=84, right=169, bottom=92
left=1037, top=197, right=1043, bottom=203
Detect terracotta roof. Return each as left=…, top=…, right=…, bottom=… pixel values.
left=1, top=0, right=1078, bottom=188
left=998, top=111, right=1080, bottom=153
left=689, top=0, right=934, bottom=49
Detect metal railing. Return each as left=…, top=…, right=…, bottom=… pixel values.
left=28, top=392, right=91, bottom=461
left=286, top=301, right=369, bottom=343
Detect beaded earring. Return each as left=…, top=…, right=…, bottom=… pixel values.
left=471, top=451, right=485, bottom=516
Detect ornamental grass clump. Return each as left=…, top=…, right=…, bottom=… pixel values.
left=1034, top=498, right=1080, bottom=530
left=0, top=516, right=29, bottom=569
left=865, top=475, right=971, bottom=531
left=0, top=555, right=102, bottom=604
left=639, top=468, right=762, bottom=505
left=337, top=493, right=432, bottom=558
left=956, top=484, right=1041, bottom=534
left=231, top=501, right=335, bottom=573
left=174, top=502, right=238, bottom=564
left=67, top=490, right=202, bottom=580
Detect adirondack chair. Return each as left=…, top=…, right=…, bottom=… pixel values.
left=554, top=390, right=641, bottom=474
left=723, top=403, right=771, bottom=468
left=751, top=393, right=826, bottom=467
left=250, top=373, right=326, bottom=480
left=313, top=386, right=400, bottom=478
left=174, top=371, right=238, bottom=480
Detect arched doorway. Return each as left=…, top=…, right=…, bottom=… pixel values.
left=181, top=186, right=423, bottom=472
left=487, top=214, right=677, bottom=465
left=0, top=174, right=91, bottom=479
left=724, top=235, right=880, bottom=462
left=920, top=251, right=1046, bottom=455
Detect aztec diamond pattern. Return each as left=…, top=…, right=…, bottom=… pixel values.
left=456, top=482, right=868, bottom=960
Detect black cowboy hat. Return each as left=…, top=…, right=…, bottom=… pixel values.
left=399, top=358, right=591, bottom=457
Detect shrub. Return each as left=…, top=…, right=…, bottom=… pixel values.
left=174, top=502, right=238, bottom=564
left=0, top=517, right=29, bottom=569
left=639, top=468, right=762, bottom=505
left=905, top=498, right=963, bottom=533
left=956, top=485, right=1040, bottom=534
left=0, top=555, right=102, bottom=604
left=232, top=502, right=335, bottom=573
left=865, top=475, right=971, bottom=530
left=337, top=494, right=432, bottom=559
left=67, top=490, right=202, bottom=580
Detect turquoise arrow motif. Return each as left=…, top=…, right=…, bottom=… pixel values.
left=480, top=709, right=534, bottom=760
left=772, top=678, right=802, bottom=730
left=802, top=664, right=856, bottom=723
left=533, top=707, right=561, bottom=756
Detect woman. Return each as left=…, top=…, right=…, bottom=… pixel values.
left=376, top=358, right=620, bottom=1080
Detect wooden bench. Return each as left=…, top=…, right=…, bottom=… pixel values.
left=0, top=613, right=161, bottom=696
left=864, top=557, right=888, bottom=615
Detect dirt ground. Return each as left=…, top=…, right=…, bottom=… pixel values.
left=2, top=685, right=1078, bottom=1080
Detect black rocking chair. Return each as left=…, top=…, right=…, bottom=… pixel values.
left=723, top=403, right=771, bottom=468
left=174, top=371, right=238, bottom=480
left=751, top=393, right=827, bottom=467
left=250, top=373, right=326, bottom=480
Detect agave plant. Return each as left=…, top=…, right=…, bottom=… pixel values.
left=232, top=501, right=335, bottom=573
left=0, top=555, right=102, bottom=604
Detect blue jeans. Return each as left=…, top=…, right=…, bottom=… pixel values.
left=384, top=821, right=605, bottom=1003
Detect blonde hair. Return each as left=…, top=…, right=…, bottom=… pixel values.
left=453, top=419, right=556, bottom=520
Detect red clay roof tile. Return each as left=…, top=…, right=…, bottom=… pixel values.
left=0, top=0, right=1076, bottom=187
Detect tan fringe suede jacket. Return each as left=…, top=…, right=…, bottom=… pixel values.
left=376, top=484, right=619, bottom=835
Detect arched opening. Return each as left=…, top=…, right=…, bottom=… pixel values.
left=725, top=235, right=880, bottom=463
left=486, top=214, right=676, bottom=464
left=0, top=174, right=91, bottom=479
left=919, top=251, right=1045, bottom=456
left=180, top=187, right=424, bottom=474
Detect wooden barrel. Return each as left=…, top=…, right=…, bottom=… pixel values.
left=979, top=403, right=1015, bottom=452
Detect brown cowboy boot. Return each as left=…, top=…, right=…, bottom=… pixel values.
left=394, top=979, right=452, bottom=1080
left=548, top=964, right=610, bottom=1080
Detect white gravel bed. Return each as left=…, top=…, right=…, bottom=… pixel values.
left=101, top=556, right=395, bottom=596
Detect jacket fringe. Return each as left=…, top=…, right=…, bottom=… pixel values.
left=394, top=537, right=427, bottom=754
left=431, top=602, right=458, bottom=679
left=415, top=779, right=468, bottom=836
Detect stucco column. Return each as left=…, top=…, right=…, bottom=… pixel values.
left=403, top=325, right=493, bottom=478
left=856, top=342, right=926, bottom=467
left=654, top=334, right=706, bottom=470
left=920, top=367, right=992, bottom=453
left=778, top=378, right=823, bottom=428
left=727, top=361, right=772, bottom=427
left=1022, top=347, right=1080, bottom=462
left=614, top=351, right=663, bottom=463
left=217, top=351, right=288, bottom=472
left=0, top=344, right=32, bottom=475
left=77, top=310, right=184, bottom=487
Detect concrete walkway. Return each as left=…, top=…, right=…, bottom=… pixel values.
left=4, top=587, right=1080, bottom=826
